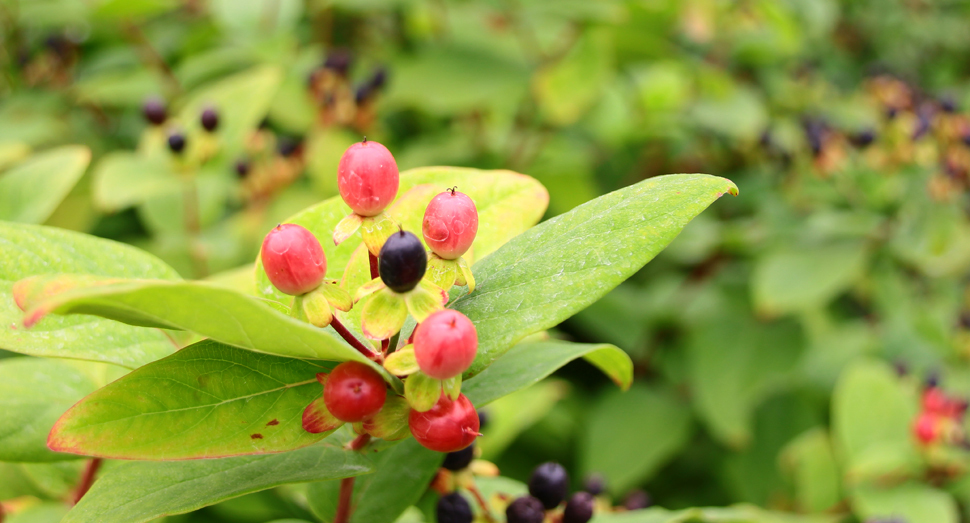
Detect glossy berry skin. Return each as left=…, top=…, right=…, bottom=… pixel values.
left=563, top=492, right=595, bottom=523
left=422, top=190, right=478, bottom=260
left=529, top=462, right=569, bottom=509
left=142, top=98, right=166, bottom=125
left=323, top=361, right=387, bottom=422
left=505, top=496, right=545, bottom=523
left=200, top=107, right=219, bottom=132
left=167, top=132, right=186, bottom=154
left=914, top=413, right=939, bottom=445
left=379, top=231, right=426, bottom=293
left=261, top=224, right=327, bottom=296
left=413, top=309, right=477, bottom=379
left=436, top=492, right=473, bottom=523
left=923, top=388, right=949, bottom=415
left=409, top=393, right=479, bottom=452
left=442, top=443, right=474, bottom=471
left=337, top=140, right=399, bottom=216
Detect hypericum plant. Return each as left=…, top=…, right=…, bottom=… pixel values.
left=0, top=138, right=736, bottom=523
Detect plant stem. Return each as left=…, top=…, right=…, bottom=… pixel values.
left=72, top=458, right=102, bottom=505
left=334, top=434, right=372, bottom=523
left=368, top=252, right=379, bottom=280
left=466, top=481, right=496, bottom=523
left=331, top=317, right=380, bottom=361
left=122, top=22, right=181, bottom=96
left=183, top=176, right=209, bottom=278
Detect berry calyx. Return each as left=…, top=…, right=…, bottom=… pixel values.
left=562, top=492, right=595, bottom=523
left=409, top=393, right=479, bottom=452
left=337, top=140, right=399, bottom=217
left=413, top=309, right=477, bottom=379
left=379, top=230, right=426, bottom=293
left=441, top=442, right=475, bottom=471
left=261, top=224, right=327, bottom=296
left=436, top=492, right=473, bottom=523
left=142, top=97, right=166, bottom=125
left=529, top=462, right=569, bottom=509
left=167, top=132, right=186, bottom=154
left=200, top=107, right=219, bottom=132
left=422, top=189, right=478, bottom=260
left=323, top=361, right=387, bottom=422
left=505, top=496, right=545, bottom=523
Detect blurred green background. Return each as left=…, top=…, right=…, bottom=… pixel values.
left=4, top=0, right=970, bottom=522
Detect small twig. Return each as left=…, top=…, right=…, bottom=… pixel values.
left=466, top=482, right=496, bottom=523
left=122, top=21, right=181, bottom=96
left=331, top=317, right=380, bottom=361
left=334, top=434, right=372, bottom=523
left=368, top=252, right=379, bottom=280
left=183, top=177, right=209, bottom=278
left=72, top=458, right=103, bottom=505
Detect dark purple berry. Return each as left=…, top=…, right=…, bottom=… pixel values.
left=370, top=67, right=387, bottom=89
left=962, top=130, right=970, bottom=147
left=912, top=113, right=931, bottom=141
left=477, top=409, right=489, bottom=430
left=925, top=371, right=940, bottom=390
left=623, top=489, right=651, bottom=510
left=142, top=98, right=167, bottom=126
left=563, top=492, right=595, bottom=523
left=583, top=473, right=605, bottom=496
left=355, top=84, right=372, bottom=104
left=850, top=129, right=876, bottom=148
left=528, top=462, right=569, bottom=509
left=941, top=96, right=958, bottom=113
left=442, top=443, right=474, bottom=471
left=323, top=49, right=352, bottom=76
left=506, top=496, right=545, bottom=523
left=200, top=107, right=219, bottom=132
left=278, top=137, right=301, bottom=157
left=234, top=159, right=250, bottom=178
left=167, top=132, right=186, bottom=154
left=379, top=230, right=426, bottom=293
left=437, top=492, right=473, bottom=523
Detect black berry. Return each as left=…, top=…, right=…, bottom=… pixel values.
left=323, top=49, right=352, bottom=76
left=355, top=84, right=372, bottom=104
left=850, top=129, right=876, bottom=148
left=442, top=443, right=474, bottom=471
left=167, top=132, right=186, bottom=154
left=583, top=473, right=605, bottom=496
left=941, top=96, right=958, bottom=113
left=562, top=492, right=595, bottom=523
left=436, top=492, right=473, bottom=523
left=370, top=67, right=387, bottom=90
left=477, top=409, right=489, bottom=430
left=142, top=98, right=167, bottom=126
left=528, top=462, right=569, bottom=509
left=623, top=489, right=651, bottom=510
left=234, top=159, right=250, bottom=178
left=201, top=107, right=219, bottom=132
left=379, top=230, right=426, bottom=293
left=506, top=496, right=545, bottom=523
left=278, top=137, right=301, bottom=157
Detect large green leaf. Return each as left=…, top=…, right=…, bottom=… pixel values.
left=0, top=222, right=179, bottom=368
left=462, top=340, right=632, bottom=407
left=91, top=152, right=179, bottom=212
left=0, top=358, right=98, bottom=462
left=62, top=442, right=373, bottom=523
left=590, top=506, right=840, bottom=522
left=581, top=386, right=692, bottom=495
left=49, top=340, right=335, bottom=460
left=780, top=428, right=842, bottom=513
left=0, top=146, right=90, bottom=224
left=453, top=174, right=737, bottom=376
left=851, top=483, right=958, bottom=523
left=308, top=439, right=442, bottom=523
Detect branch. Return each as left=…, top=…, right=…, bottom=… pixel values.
left=72, top=458, right=103, bottom=505
left=334, top=434, right=372, bottom=523
left=331, top=316, right=380, bottom=361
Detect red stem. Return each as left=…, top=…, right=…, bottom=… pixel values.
left=0, top=500, right=5, bottom=523
left=331, top=317, right=380, bottom=361
left=334, top=434, right=372, bottom=523
left=368, top=252, right=379, bottom=280
left=73, top=458, right=102, bottom=505
left=467, top=482, right=496, bottom=523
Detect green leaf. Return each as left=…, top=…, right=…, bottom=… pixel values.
left=308, top=439, right=443, bottom=523
left=91, top=152, right=179, bottom=212
left=63, top=442, right=373, bottom=523
left=780, top=428, right=842, bottom=513
left=851, top=483, right=958, bottom=523
left=581, top=386, right=692, bottom=495
left=590, top=506, right=841, bottom=523
left=6, top=502, right=70, bottom=523
left=0, top=358, right=99, bottom=462
left=0, top=146, right=91, bottom=224
left=0, top=222, right=179, bottom=368
left=477, top=380, right=567, bottom=459
left=462, top=340, right=632, bottom=407
left=533, top=29, right=614, bottom=126
left=452, top=174, right=736, bottom=376
left=49, top=339, right=337, bottom=460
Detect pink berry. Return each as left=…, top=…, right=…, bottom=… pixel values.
left=914, top=412, right=938, bottom=445
left=261, top=224, right=327, bottom=295
left=337, top=140, right=399, bottom=217
left=324, top=361, right=387, bottom=422
left=413, top=309, right=477, bottom=379
left=922, top=388, right=949, bottom=415
left=409, top=393, right=479, bottom=452
left=422, top=189, right=478, bottom=259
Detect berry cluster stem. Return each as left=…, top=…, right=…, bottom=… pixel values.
left=334, top=434, right=372, bottom=523
left=368, top=252, right=379, bottom=280
left=467, top=482, right=496, bottom=523
left=331, top=317, right=381, bottom=361
left=73, top=458, right=103, bottom=505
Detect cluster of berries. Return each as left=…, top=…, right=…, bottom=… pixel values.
left=307, top=49, right=388, bottom=130
left=142, top=97, right=220, bottom=155
left=912, top=382, right=969, bottom=447
left=259, top=139, right=482, bottom=453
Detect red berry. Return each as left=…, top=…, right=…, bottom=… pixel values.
left=409, top=393, right=479, bottom=452
left=337, top=140, right=399, bottom=217
left=261, top=224, right=327, bottom=295
left=422, top=189, right=478, bottom=259
left=922, top=388, right=949, bottom=415
left=323, top=361, right=387, bottom=422
left=914, top=412, right=939, bottom=445
left=413, top=309, right=477, bottom=379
